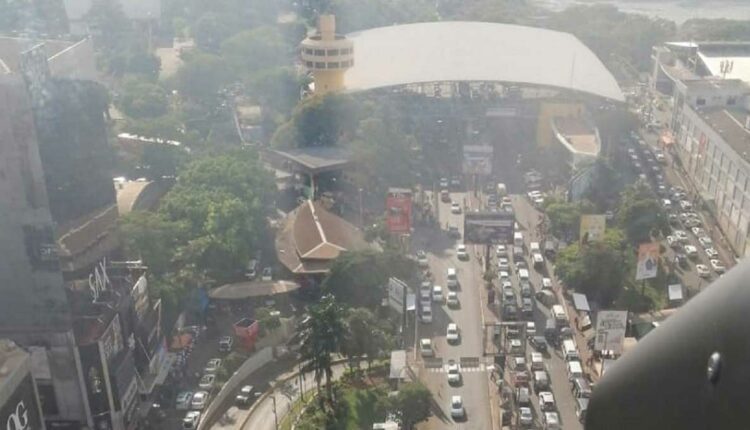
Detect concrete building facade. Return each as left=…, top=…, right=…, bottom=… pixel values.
left=0, top=340, right=46, bottom=430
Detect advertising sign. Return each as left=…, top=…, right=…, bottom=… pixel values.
left=387, top=277, right=407, bottom=314
left=464, top=210, right=515, bottom=244
left=580, top=215, right=606, bottom=243
left=100, top=314, right=124, bottom=364
left=594, top=310, right=628, bottom=354
left=462, top=145, right=493, bottom=175
left=636, top=242, right=660, bottom=281
left=386, top=189, right=413, bottom=234
left=1, top=375, right=43, bottom=430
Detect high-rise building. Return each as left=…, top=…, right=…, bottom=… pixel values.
left=300, top=15, right=354, bottom=94
left=0, top=340, right=47, bottom=430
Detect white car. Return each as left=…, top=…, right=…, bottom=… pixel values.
left=544, top=411, right=561, bottom=429
left=198, top=374, right=215, bottom=391
left=446, top=291, right=459, bottom=308
left=674, top=230, right=689, bottom=242
left=446, top=360, right=461, bottom=385
left=498, top=270, right=510, bottom=281
left=509, top=338, right=523, bottom=354
left=261, top=267, right=273, bottom=281
left=530, top=352, right=544, bottom=371
left=421, top=305, right=433, bottom=323
left=503, top=285, right=515, bottom=301
left=710, top=259, right=726, bottom=274
left=528, top=190, right=543, bottom=200
left=526, top=321, right=536, bottom=336
left=498, top=257, right=509, bottom=270
left=416, top=250, right=429, bottom=267
left=450, top=395, right=465, bottom=419
left=684, top=245, right=698, bottom=257
left=176, top=391, right=194, bottom=410
left=191, top=391, right=209, bottom=410
left=501, top=196, right=512, bottom=207
left=439, top=177, right=449, bottom=188
left=539, top=391, right=556, bottom=412
left=680, top=200, right=693, bottom=210
left=691, top=227, right=706, bottom=237
left=705, top=247, right=719, bottom=259
left=456, top=244, right=468, bottom=260
left=182, top=411, right=201, bottom=429
left=541, top=277, right=552, bottom=290
left=698, top=236, right=713, bottom=249
left=432, top=286, right=444, bottom=303
left=666, top=235, right=679, bottom=248
left=420, top=338, right=433, bottom=356
left=519, top=407, right=533, bottom=426
left=446, top=323, right=460, bottom=343
left=496, top=244, right=507, bottom=255
left=204, top=358, right=222, bottom=375
left=451, top=202, right=461, bottom=214
left=696, top=264, right=711, bottom=278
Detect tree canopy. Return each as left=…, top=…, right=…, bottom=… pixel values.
left=617, top=181, right=669, bottom=245
left=175, top=51, right=233, bottom=102
left=116, top=78, right=170, bottom=119
left=387, top=382, right=433, bottom=429
left=555, top=228, right=631, bottom=307
left=272, top=93, right=358, bottom=148
left=322, top=250, right=416, bottom=309
left=220, top=26, right=290, bottom=75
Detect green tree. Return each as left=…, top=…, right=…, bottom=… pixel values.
left=175, top=51, right=233, bottom=102
left=120, top=211, right=185, bottom=276
left=545, top=200, right=582, bottom=241
left=116, top=78, right=170, bottom=119
left=299, top=295, right=348, bottom=406
left=617, top=181, right=669, bottom=245
left=342, top=308, right=387, bottom=368
left=124, top=114, right=198, bottom=145
left=583, top=159, right=624, bottom=211
left=555, top=228, right=630, bottom=306
left=255, top=306, right=281, bottom=335
left=191, top=12, right=243, bottom=52
left=245, top=67, right=304, bottom=116
left=322, top=250, right=416, bottom=309
left=680, top=19, right=750, bottom=41
left=388, top=382, right=433, bottom=430
left=140, top=144, right=189, bottom=180
left=272, top=93, right=358, bottom=147
left=220, top=26, right=289, bottom=75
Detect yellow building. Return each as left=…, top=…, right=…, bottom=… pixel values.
left=300, top=15, right=354, bottom=94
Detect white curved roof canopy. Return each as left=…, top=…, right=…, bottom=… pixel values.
left=344, top=22, right=624, bottom=102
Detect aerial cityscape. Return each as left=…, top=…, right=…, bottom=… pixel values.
left=0, top=0, right=749, bottom=429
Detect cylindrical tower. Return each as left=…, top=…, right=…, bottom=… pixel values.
left=300, top=15, right=353, bottom=94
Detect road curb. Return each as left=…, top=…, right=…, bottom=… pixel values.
left=236, top=358, right=351, bottom=430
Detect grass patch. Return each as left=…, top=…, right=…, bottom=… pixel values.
left=294, top=377, right=389, bottom=430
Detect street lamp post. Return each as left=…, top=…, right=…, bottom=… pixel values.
left=358, top=188, right=364, bottom=226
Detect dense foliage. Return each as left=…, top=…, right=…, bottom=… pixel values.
left=617, top=181, right=669, bottom=245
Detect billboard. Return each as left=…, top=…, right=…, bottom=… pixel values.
left=464, top=210, right=515, bottom=244
left=387, top=277, right=407, bottom=314
left=1, top=375, right=44, bottom=430
left=580, top=215, right=606, bottom=243
left=594, top=310, right=628, bottom=354
left=636, top=242, right=660, bottom=281
left=462, top=145, right=493, bottom=175
left=386, top=189, right=413, bottom=234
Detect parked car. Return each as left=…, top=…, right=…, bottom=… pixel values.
left=519, top=407, right=533, bottom=427
left=539, top=391, right=556, bottom=412
left=261, top=267, right=273, bottom=281
left=420, top=338, right=433, bottom=356
left=498, top=257, right=509, bottom=270
left=544, top=411, right=561, bottom=429
left=698, top=236, right=713, bottom=249
left=691, top=227, right=706, bottom=237
left=674, top=230, right=689, bottom=242
left=526, top=322, right=536, bottom=337
left=447, top=291, right=459, bottom=308
left=439, top=177, right=449, bottom=188
left=451, top=202, right=462, bottom=214
left=684, top=245, right=699, bottom=258
left=191, top=391, right=209, bottom=410
left=496, top=244, right=507, bottom=255
left=674, top=253, right=688, bottom=268
left=530, top=336, right=548, bottom=352
left=432, top=286, right=444, bottom=303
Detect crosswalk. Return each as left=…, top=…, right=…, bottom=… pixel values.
left=426, top=363, right=493, bottom=373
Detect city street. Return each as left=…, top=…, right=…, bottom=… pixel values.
left=413, top=190, right=493, bottom=430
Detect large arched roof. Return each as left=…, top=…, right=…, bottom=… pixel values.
left=344, top=21, right=624, bottom=102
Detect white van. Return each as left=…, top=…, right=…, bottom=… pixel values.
left=532, top=252, right=544, bottom=268
left=567, top=360, right=584, bottom=381
left=514, top=232, right=524, bottom=247
left=518, top=269, right=529, bottom=282
left=530, top=242, right=540, bottom=253
left=446, top=268, right=458, bottom=289
left=562, top=339, right=579, bottom=361
left=420, top=339, right=433, bottom=356
left=551, top=305, right=567, bottom=325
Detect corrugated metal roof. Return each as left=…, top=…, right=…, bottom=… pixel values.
left=344, top=22, right=624, bottom=102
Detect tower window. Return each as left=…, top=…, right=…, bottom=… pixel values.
left=314, top=49, right=325, bottom=56
left=327, top=62, right=339, bottom=68
left=327, top=49, right=339, bottom=56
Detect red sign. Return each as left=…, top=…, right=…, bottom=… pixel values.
left=386, top=190, right=412, bottom=234
left=233, top=318, right=260, bottom=350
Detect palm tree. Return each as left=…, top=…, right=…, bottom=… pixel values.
left=299, top=294, right=347, bottom=407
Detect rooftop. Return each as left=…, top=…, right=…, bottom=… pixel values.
left=683, top=78, right=750, bottom=93
left=271, top=146, right=351, bottom=175
left=552, top=116, right=600, bottom=156
left=208, top=280, right=301, bottom=300
left=0, top=36, right=72, bottom=73
left=344, top=21, right=623, bottom=101
left=698, top=107, right=750, bottom=163
left=276, top=200, right=370, bottom=274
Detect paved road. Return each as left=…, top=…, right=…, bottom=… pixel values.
left=510, top=195, right=584, bottom=430
left=414, top=190, right=493, bottom=430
